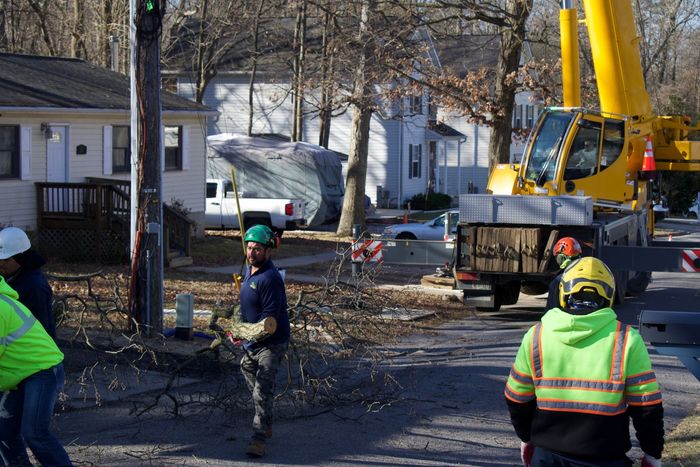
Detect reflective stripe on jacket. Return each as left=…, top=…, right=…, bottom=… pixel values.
left=505, top=307, right=661, bottom=416
left=0, top=277, right=63, bottom=391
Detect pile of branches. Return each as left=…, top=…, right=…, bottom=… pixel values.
left=48, top=248, right=421, bottom=419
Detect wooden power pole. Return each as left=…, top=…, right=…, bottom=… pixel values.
left=129, top=0, right=163, bottom=336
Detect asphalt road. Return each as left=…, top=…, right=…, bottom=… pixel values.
left=52, top=218, right=700, bottom=466
left=56, top=276, right=699, bottom=466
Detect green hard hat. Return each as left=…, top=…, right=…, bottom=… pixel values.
left=244, top=224, right=276, bottom=248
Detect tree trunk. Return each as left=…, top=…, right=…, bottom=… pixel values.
left=337, top=106, right=371, bottom=235
left=194, top=0, right=209, bottom=104
left=488, top=0, right=531, bottom=170
left=291, top=0, right=307, bottom=142
left=248, top=0, right=265, bottom=136
left=100, top=0, right=113, bottom=68
left=0, top=0, right=7, bottom=51
left=318, top=8, right=333, bottom=148
left=71, top=0, right=86, bottom=58
left=336, top=0, right=374, bottom=236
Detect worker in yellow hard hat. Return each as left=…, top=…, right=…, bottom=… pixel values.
left=505, top=257, right=664, bottom=467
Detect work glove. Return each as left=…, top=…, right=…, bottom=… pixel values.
left=641, top=454, right=661, bottom=467
left=520, top=441, right=534, bottom=467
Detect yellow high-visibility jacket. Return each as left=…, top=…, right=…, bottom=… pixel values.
left=505, top=307, right=664, bottom=459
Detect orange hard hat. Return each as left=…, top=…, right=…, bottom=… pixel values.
left=553, top=237, right=582, bottom=260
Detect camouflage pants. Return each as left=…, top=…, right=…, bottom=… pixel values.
left=240, top=343, right=287, bottom=439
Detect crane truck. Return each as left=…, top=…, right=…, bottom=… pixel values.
left=381, top=0, right=700, bottom=311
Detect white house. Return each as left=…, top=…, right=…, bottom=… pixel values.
left=0, top=53, right=215, bottom=234
left=166, top=34, right=540, bottom=208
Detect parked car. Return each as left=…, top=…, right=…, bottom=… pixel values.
left=382, top=211, right=458, bottom=240
left=683, top=201, right=699, bottom=219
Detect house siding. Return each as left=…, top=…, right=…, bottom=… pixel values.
left=0, top=112, right=208, bottom=232
left=178, top=74, right=536, bottom=209
left=184, top=75, right=410, bottom=208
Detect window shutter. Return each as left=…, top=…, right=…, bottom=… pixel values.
left=20, top=125, right=32, bottom=180
left=181, top=125, right=190, bottom=170
left=418, top=144, right=422, bottom=178
left=103, top=126, right=113, bottom=175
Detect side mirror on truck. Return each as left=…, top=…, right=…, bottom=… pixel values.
left=639, top=310, right=700, bottom=382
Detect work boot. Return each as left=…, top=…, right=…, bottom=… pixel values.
left=246, top=438, right=266, bottom=458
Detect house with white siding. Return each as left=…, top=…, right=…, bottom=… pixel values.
left=165, top=34, right=540, bottom=208
left=0, top=53, right=214, bottom=234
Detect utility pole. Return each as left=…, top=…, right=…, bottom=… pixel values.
left=128, top=0, right=163, bottom=336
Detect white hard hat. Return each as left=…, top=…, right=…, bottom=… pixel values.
left=0, top=227, right=31, bottom=260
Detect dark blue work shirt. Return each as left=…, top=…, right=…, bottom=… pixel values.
left=239, top=259, right=290, bottom=350
left=545, top=270, right=564, bottom=311
left=8, top=267, right=56, bottom=339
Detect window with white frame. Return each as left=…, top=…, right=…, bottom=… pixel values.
left=408, top=144, right=422, bottom=179
left=164, top=126, right=182, bottom=171
left=411, top=94, right=422, bottom=114
left=513, top=104, right=538, bottom=130
left=112, top=126, right=130, bottom=173
left=526, top=105, right=535, bottom=129
left=513, top=104, right=523, bottom=129
left=0, top=125, right=19, bottom=178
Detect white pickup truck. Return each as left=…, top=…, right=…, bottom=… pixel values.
left=205, top=179, right=306, bottom=234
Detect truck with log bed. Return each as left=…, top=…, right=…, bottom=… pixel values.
left=382, top=0, right=700, bottom=311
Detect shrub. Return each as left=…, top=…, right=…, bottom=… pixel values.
left=404, top=192, right=452, bottom=210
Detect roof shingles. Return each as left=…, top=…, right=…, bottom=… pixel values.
left=0, top=53, right=210, bottom=112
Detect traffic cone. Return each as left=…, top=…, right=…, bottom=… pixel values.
left=668, top=233, right=673, bottom=242
left=642, top=135, right=656, bottom=172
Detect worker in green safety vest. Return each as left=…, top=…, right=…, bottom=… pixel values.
left=0, top=276, right=73, bottom=466
left=505, top=257, right=664, bottom=467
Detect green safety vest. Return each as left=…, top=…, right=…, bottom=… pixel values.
left=0, top=285, right=63, bottom=391
left=505, top=308, right=661, bottom=415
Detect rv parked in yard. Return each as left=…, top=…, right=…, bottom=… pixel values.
left=207, top=134, right=345, bottom=227
left=205, top=179, right=305, bottom=234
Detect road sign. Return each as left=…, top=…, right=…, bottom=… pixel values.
left=681, top=249, right=700, bottom=272
left=351, top=239, right=383, bottom=263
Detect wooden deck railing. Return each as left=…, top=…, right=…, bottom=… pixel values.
left=36, top=181, right=193, bottom=261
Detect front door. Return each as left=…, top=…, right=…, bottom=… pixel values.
left=47, top=126, right=68, bottom=182
left=46, top=126, right=69, bottom=212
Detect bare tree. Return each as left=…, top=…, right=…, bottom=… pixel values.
left=336, top=0, right=374, bottom=236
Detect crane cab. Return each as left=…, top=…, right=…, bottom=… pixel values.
left=490, top=108, right=650, bottom=212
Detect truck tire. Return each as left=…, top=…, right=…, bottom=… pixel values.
left=499, top=281, right=521, bottom=306
left=243, top=213, right=272, bottom=232
left=475, top=282, right=519, bottom=312
left=626, top=271, right=651, bottom=296
left=613, top=270, right=628, bottom=305
left=520, top=281, right=549, bottom=296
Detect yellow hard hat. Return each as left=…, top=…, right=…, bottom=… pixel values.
left=559, top=257, right=615, bottom=311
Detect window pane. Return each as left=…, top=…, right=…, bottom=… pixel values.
left=206, top=183, right=217, bottom=198
left=0, top=126, right=18, bottom=178
left=112, top=126, right=130, bottom=172
left=164, top=126, right=181, bottom=170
